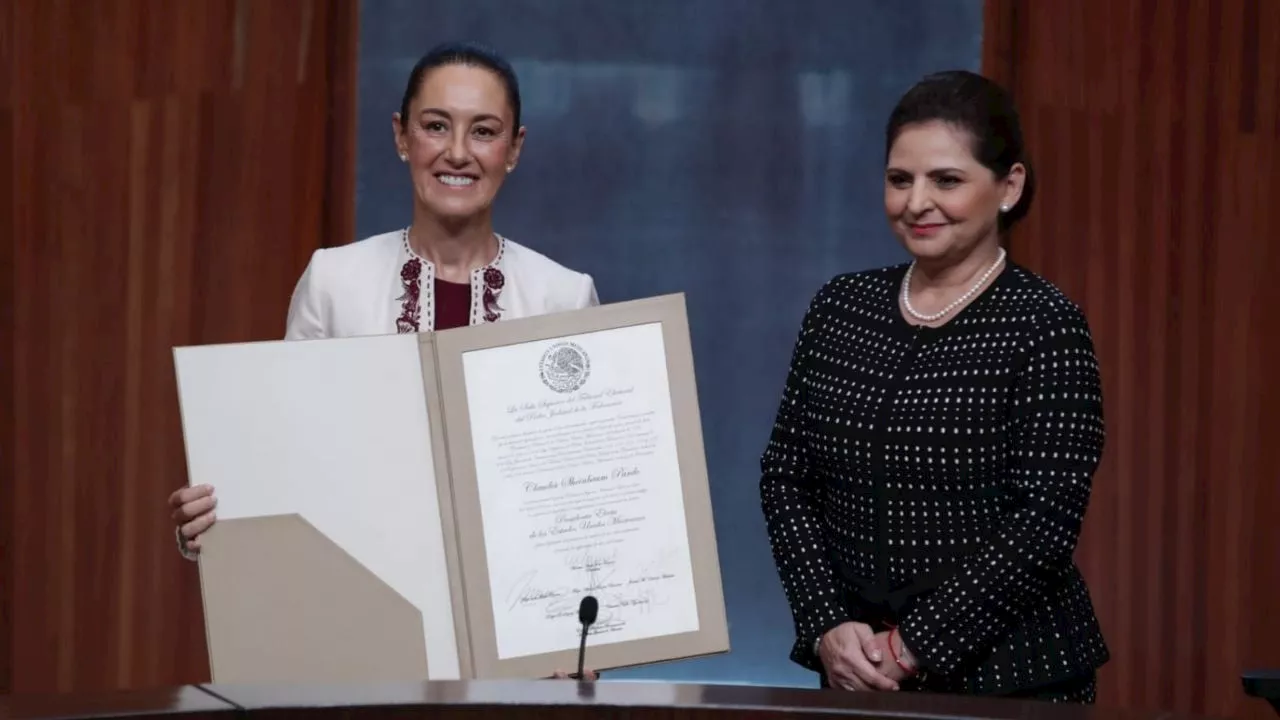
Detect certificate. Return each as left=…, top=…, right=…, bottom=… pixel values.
left=461, top=322, right=700, bottom=659
left=435, top=294, right=728, bottom=679
left=174, top=293, right=728, bottom=685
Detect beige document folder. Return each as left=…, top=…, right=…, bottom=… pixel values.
left=173, top=294, right=729, bottom=685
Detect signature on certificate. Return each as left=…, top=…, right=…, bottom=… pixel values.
left=502, top=545, right=681, bottom=626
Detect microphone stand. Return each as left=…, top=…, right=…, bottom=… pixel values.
left=574, top=620, right=589, bottom=680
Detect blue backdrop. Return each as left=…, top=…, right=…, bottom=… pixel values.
left=355, top=0, right=984, bottom=688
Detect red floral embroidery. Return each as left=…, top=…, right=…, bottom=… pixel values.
left=482, top=266, right=505, bottom=323
left=396, top=258, right=422, bottom=333
left=399, top=228, right=507, bottom=329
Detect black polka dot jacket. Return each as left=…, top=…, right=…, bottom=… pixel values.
left=759, top=262, right=1110, bottom=695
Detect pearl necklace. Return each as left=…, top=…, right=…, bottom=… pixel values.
left=901, top=247, right=1006, bottom=323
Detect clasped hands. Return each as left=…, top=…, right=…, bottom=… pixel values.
left=818, top=621, right=916, bottom=692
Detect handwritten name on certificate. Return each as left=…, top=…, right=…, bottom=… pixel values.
left=460, top=322, right=701, bottom=660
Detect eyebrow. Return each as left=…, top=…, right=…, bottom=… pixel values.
left=885, top=166, right=968, bottom=175
left=419, top=108, right=504, bottom=124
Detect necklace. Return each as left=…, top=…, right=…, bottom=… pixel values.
left=901, top=247, right=1006, bottom=323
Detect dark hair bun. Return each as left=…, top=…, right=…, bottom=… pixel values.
left=398, top=41, right=522, bottom=130
left=886, top=70, right=1032, bottom=231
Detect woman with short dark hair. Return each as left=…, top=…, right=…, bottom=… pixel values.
left=760, top=70, right=1108, bottom=704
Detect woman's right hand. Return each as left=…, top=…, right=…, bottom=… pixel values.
left=819, top=622, right=899, bottom=692
left=169, top=484, right=217, bottom=554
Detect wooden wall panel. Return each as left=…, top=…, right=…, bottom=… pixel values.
left=0, top=0, right=14, bottom=698
left=983, top=1, right=1280, bottom=719
left=0, top=0, right=358, bottom=694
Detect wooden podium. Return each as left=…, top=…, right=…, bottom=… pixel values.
left=3, top=680, right=1220, bottom=720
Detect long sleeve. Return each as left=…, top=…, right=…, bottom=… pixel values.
left=577, top=272, right=600, bottom=308
left=759, top=287, right=849, bottom=671
left=283, top=249, right=329, bottom=340
left=897, top=308, right=1106, bottom=677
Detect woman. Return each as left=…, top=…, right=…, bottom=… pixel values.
left=759, top=70, right=1108, bottom=703
left=169, top=41, right=600, bottom=681
left=169, top=42, right=597, bottom=555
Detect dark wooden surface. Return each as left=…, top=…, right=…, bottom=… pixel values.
left=982, top=0, right=1280, bottom=718
left=1, top=681, right=1226, bottom=720
left=3, top=685, right=234, bottom=720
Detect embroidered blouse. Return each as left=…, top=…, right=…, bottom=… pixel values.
left=396, top=228, right=507, bottom=333
left=280, top=227, right=598, bottom=340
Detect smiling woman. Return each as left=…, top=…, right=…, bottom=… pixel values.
left=760, top=71, right=1109, bottom=704
left=289, top=41, right=600, bottom=339
left=167, top=43, right=599, bottom=561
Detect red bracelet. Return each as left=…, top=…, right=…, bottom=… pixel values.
left=888, top=627, right=917, bottom=676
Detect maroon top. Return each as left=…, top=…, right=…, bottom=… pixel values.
left=435, top=278, right=471, bottom=330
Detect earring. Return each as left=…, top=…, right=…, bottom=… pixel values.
left=506, top=165, right=513, bottom=173
left=399, top=153, right=408, bottom=162
left=1000, top=204, right=1010, bottom=212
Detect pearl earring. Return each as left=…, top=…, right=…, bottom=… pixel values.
left=399, top=153, right=408, bottom=162
left=1000, top=204, right=1009, bottom=212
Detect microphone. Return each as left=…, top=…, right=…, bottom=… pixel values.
left=574, top=595, right=599, bottom=680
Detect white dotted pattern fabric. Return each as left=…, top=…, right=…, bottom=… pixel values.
left=760, top=263, right=1110, bottom=695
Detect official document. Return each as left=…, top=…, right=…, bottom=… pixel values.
left=178, top=293, right=729, bottom=683
left=461, top=322, right=700, bottom=660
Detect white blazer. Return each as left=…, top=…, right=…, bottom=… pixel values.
left=284, top=229, right=599, bottom=339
